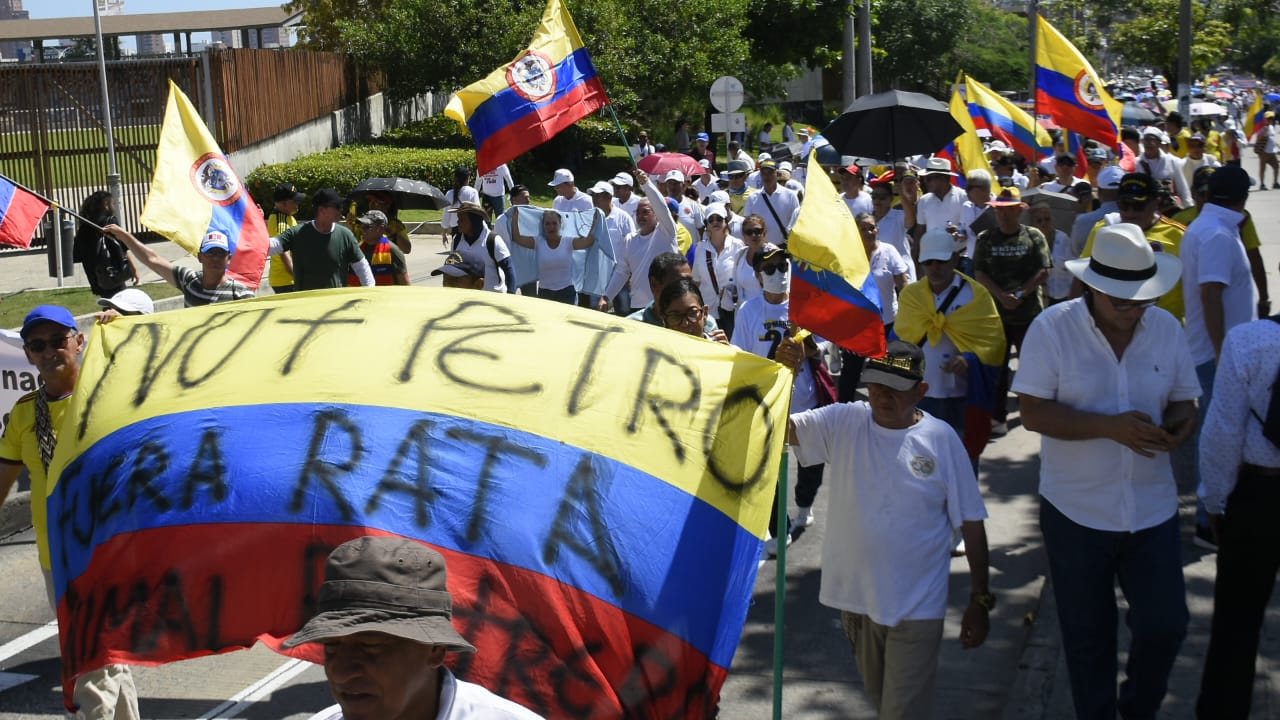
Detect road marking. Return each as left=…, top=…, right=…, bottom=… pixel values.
left=0, top=621, right=58, bottom=665
left=199, top=657, right=311, bottom=719
left=0, top=671, right=38, bottom=693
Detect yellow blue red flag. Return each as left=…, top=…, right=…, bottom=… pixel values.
left=45, top=288, right=790, bottom=717
left=444, top=0, right=609, bottom=175
left=139, top=81, right=269, bottom=289
left=1244, top=91, right=1267, bottom=141
left=787, top=152, right=885, bottom=357
left=965, top=74, right=1054, bottom=162
left=1035, top=16, right=1123, bottom=146
left=948, top=83, right=994, bottom=182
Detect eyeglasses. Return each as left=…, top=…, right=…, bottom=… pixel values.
left=1107, top=295, right=1159, bottom=311
left=707, top=216, right=725, bottom=224
left=871, top=193, right=893, bottom=200
left=759, top=263, right=788, bottom=275
left=743, top=227, right=765, bottom=236
left=858, top=225, right=878, bottom=234
left=663, top=308, right=704, bottom=326
left=25, top=333, right=73, bottom=353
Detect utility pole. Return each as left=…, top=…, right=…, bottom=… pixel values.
left=92, top=0, right=121, bottom=205
left=1177, top=0, right=1192, bottom=120
left=858, top=0, right=872, bottom=95
left=1028, top=0, right=1039, bottom=104
left=843, top=0, right=856, bottom=107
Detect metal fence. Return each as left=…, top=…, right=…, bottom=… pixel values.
left=0, top=49, right=379, bottom=248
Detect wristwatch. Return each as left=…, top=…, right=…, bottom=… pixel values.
left=971, top=592, right=996, bottom=612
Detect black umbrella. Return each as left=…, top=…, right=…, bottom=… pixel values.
left=821, top=90, right=963, bottom=161
left=349, top=177, right=447, bottom=211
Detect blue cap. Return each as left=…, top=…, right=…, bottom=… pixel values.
left=696, top=132, right=710, bottom=142
left=665, top=198, right=681, bottom=215
left=21, top=305, right=77, bottom=340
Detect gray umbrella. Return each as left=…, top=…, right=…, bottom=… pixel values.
left=350, top=177, right=447, bottom=210
left=1121, top=102, right=1157, bottom=126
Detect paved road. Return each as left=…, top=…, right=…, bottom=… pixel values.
left=0, top=163, right=1277, bottom=719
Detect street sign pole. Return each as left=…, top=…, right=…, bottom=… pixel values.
left=710, top=76, right=745, bottom=170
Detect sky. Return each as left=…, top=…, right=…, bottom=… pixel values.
left=28, top=0, right=283, bottom=20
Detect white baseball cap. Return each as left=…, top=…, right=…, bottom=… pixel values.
left=610, top=172, right=634, bottom=187
left=918, top=228, right=960, bottom=263
left=1097, top=166, right=1126, bottom=190
left=588, top=181, right=614, bottom=195
left=548, top=168, right=574, bottom=186
left=663, top=170, right=686, bottom=183
left=96, top=288, right=155, bottom=316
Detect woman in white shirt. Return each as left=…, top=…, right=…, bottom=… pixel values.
left=729, top=213, right=768, bottom=309
left=691, top=203, right=746, bottom=340
left=509, top=209, right=596, bottom=304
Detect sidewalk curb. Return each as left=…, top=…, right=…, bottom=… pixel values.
left=1001, top=576, right=1061, bottom=720
left=0, top=491, right=31, bottom=539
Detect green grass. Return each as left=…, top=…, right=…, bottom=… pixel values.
left=0, top=282, right=182, bottom=329
left=0, top=124, right=159, bottom=190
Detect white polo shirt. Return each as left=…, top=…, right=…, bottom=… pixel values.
left=791, top=402, right=987, bottom=626
left=1012, top=299, right=1201, bottom=532
left=743, top=186, right=800, bottom=243
left=1181, top=202, right=1256, bottom=365
left=917, top=184, right=967, bottom=232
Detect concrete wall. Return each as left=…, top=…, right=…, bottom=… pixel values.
left=227, top=90, right=448, bottom=178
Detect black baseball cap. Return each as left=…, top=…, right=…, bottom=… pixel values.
left=1117, top=173, right=1158, bottom=203
left=313, top=187, right=345, bottom=208
left=861, top=341, right=925, bottom=391
left=1208, top=165, right=1250, bottom=204
left=273, top=182, right=306, bottom=203
left=431, top=252, right=485, bottom=279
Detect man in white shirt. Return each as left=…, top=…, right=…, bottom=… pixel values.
left=1136, top=127, right=1192, bottom=206
left=1069, top=166, right=1124, bottom=259
left=474, top=163, right=515, bottom=217
left=1179, top=133, right=1220, bottom=191
left=662, top=170, right=703, bottom=242
left=916, top=157, right=967, bottom=238
left=609, top=172, right=640, bottom=220
left=549, top=168, right=593, bottom=212
left=691, top=160, right=719, bottom=201
left=442, top=167, right=480, bottom=246
left=742, top=160, right=799, bottom=244
left=1196, top=316, right=1280, bottom=719
left=1013, top=223, right=1198, bottom=720
left=600, top=173, right=679, bottom=313
left=589, top=181, right=637, bottom=313
left=839, top=163, right=873, bottom=216
left=1180, top=165, right=1255, bottom=548
left=286, top=537, right=543, bottom=720
left=450, top=201, right=515, bottom=293
left=1038, top=155, right=1079, bottom=194
left=958, top=169, right=993, bottom=265
left=776, top=339, right=991, bottom=720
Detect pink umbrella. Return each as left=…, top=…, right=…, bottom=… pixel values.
left=637, top=152, right=705, bottom=178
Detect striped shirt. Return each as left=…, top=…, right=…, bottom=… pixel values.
left=173, top=265, right=255, bottom=307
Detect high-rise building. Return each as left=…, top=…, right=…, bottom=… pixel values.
left=211, top=30, right=242, bottom=49
left=136, top=33, right=167, bottom=56
left=0, top=0, right=31, bottom=60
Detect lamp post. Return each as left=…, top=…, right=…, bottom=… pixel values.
left=92, top=0, right=121, bottom=204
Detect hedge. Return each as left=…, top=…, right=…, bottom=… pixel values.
left=375, top=115, right=473, bottom=149
left=246, top=145, right=475, bottom=212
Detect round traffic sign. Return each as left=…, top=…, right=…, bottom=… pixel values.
left=709, top=76, right=744, bottom=113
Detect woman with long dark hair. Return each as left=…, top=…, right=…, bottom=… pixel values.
left=72, top=191, right=135, bottom=296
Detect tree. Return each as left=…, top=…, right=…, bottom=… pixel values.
left=1112, top=0, right=1233, bottom=81
left=949, top=0, right=1029, bottom=95
left=870, top=0, right=973, bottom=95
left=287, top=0, right=771, bottom=126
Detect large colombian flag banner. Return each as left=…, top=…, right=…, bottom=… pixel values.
left=0, top=175, right=50, bottom=249
left=948, top=84, right=994, bottom=183
left=965, top=74, right=1054, bottom=163
left=1035, top=16, right=1123, bottom=147
left=45, top=288, right=790, bottom=718
left=138, top=81, right=269, bottom=289
left=788, top=152, right=885, bottom=357
left=445, top=0, right=609, bottom=175
left=1244, top=91, right=1267, bottom=141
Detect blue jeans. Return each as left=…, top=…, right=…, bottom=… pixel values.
left=1193, top=360, right=1217, bottom=529
left=1040, top=499, right=1188, bottom=720
left=481, top=193, right=506, bottom=217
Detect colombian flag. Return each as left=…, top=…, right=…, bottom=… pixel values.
left=895, top=275, right=1006, bottom=461
left=1035, top=16, right=1123, bottom=147
left=445, top=0, right=609, bottom=175
left=1244, top=91, right=1267, bottom=141
left=0, top=175, right=49, bottom=249
left=138, top=81, right=269, bottom=289
left=46, top=289, right=790, bottom=717
left=965, top=74, right=1054, bottom=163
left=948, top=83, right=994, bottom=183
left=788, top=152, right=885, bottom=357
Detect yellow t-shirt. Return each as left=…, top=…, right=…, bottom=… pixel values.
left=1169, top=128, right=1193, bottom=158
left=266, top=210, right=297, bottom=288
left=0, top=391, right=72, bottom=570
left=1083, top=216, right=1187, bottom=320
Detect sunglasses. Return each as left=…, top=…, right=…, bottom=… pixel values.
left=25, top=333, right=73, bottom=353
left=759, top=263, right=788, bottom=275
left=871, top=193, right=893, bottom=200
left=1107, top=295, right=1159, bottom=311
left=743, top=227, right=765, bottom=236
left=707, top=216, right=726, bottom=223
left=663, top=308, right=704, bottom=326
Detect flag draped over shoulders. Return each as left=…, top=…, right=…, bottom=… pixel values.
left=444, top=0, right=609, bottom=175
left=510, top=205, right=616, bottom=295
left=895, top=274, right=1005, bottom=459
left=1034, top=16, right=1123, bottom=147
left=138, top=80, right=269, bottom=289
left=787, top=153, right=884, bottom=357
